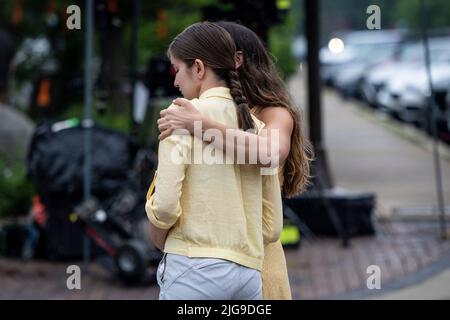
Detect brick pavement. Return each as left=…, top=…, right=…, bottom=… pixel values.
left=286, top=220, right=450, bottom=299
left=1, top=220, right=450, bottom=300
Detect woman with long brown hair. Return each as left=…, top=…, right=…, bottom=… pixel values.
left=157, top=21, right=314, bottom=299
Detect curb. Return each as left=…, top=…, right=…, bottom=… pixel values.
left=321, top=248, right=450, bottom=300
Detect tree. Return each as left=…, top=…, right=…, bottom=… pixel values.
left=393, top=0, right=450, bottom=30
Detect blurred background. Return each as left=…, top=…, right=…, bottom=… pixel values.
left=0, top=0, right=450, bottom=299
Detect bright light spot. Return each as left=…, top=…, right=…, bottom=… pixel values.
left=328, top=38, right=344, bottom=54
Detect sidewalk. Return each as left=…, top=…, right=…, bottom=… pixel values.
left=286, top=220, right=450, bottom=300
left=0, top=259, right=160, bottom=299
left=373, top=273, right=450, bottom=300
left=286, top=69, right=450, bottom=300
left=368, top=256, right=450, bottom=300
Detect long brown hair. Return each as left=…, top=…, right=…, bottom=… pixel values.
left=217, top=21, right=314, bottom=198
left=168, top=22, right=254, bottom=131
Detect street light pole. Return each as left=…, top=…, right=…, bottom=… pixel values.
left=130, top=0, right=140, bottom=139
left=83, top=0, right=94, bottom=271
left=304, top=0, right=333, bottom=189
left=420, top=0, right=447, bottom=240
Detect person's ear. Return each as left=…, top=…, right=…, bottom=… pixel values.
left=235, top=51, right=244, bottom=69
left=193, top=59, right=206, bottom=80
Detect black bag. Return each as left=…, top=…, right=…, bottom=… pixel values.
left=27, top=120, right=139, bottom=260
left=284, top=189, right=376, bottom=237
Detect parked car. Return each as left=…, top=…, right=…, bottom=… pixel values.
left=360, top=40, right=424, bottom=107
left=362, top=37, right=450, bottom=109
left=376, top=55, right=450, bottom=126
left=332, top=41, right=399, bottom=98
left=320, top=29, right=405, bottom=87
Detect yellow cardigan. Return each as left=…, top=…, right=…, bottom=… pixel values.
left=261, top=164, right=292, bottom=300
left=147, top=127, right=292, bottom=299
left=262, top=240, right=292, bottom=299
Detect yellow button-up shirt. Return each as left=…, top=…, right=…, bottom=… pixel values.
left=145, top=87, right=282, bottom=271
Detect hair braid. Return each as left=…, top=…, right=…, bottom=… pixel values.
left=227, top=70, right=255, bottom=131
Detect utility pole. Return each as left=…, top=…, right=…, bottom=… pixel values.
left=304, top=0, right=334, bottom=189
left=83, top=0, right=94, bottom=271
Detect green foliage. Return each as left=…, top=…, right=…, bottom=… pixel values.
left=0, top=158, right=34, bottom=219
left=269, top=7, right=298, bottom=80
left=132, top=9, right=204, bottom=66
left=393, top=0, right=450, bottom=30
left=6, top=0, right=304, bottom=124
left=129, top=0, right=221, bottom=66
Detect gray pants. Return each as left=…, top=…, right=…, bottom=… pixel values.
left=157, top=253, right=262, bottom=300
